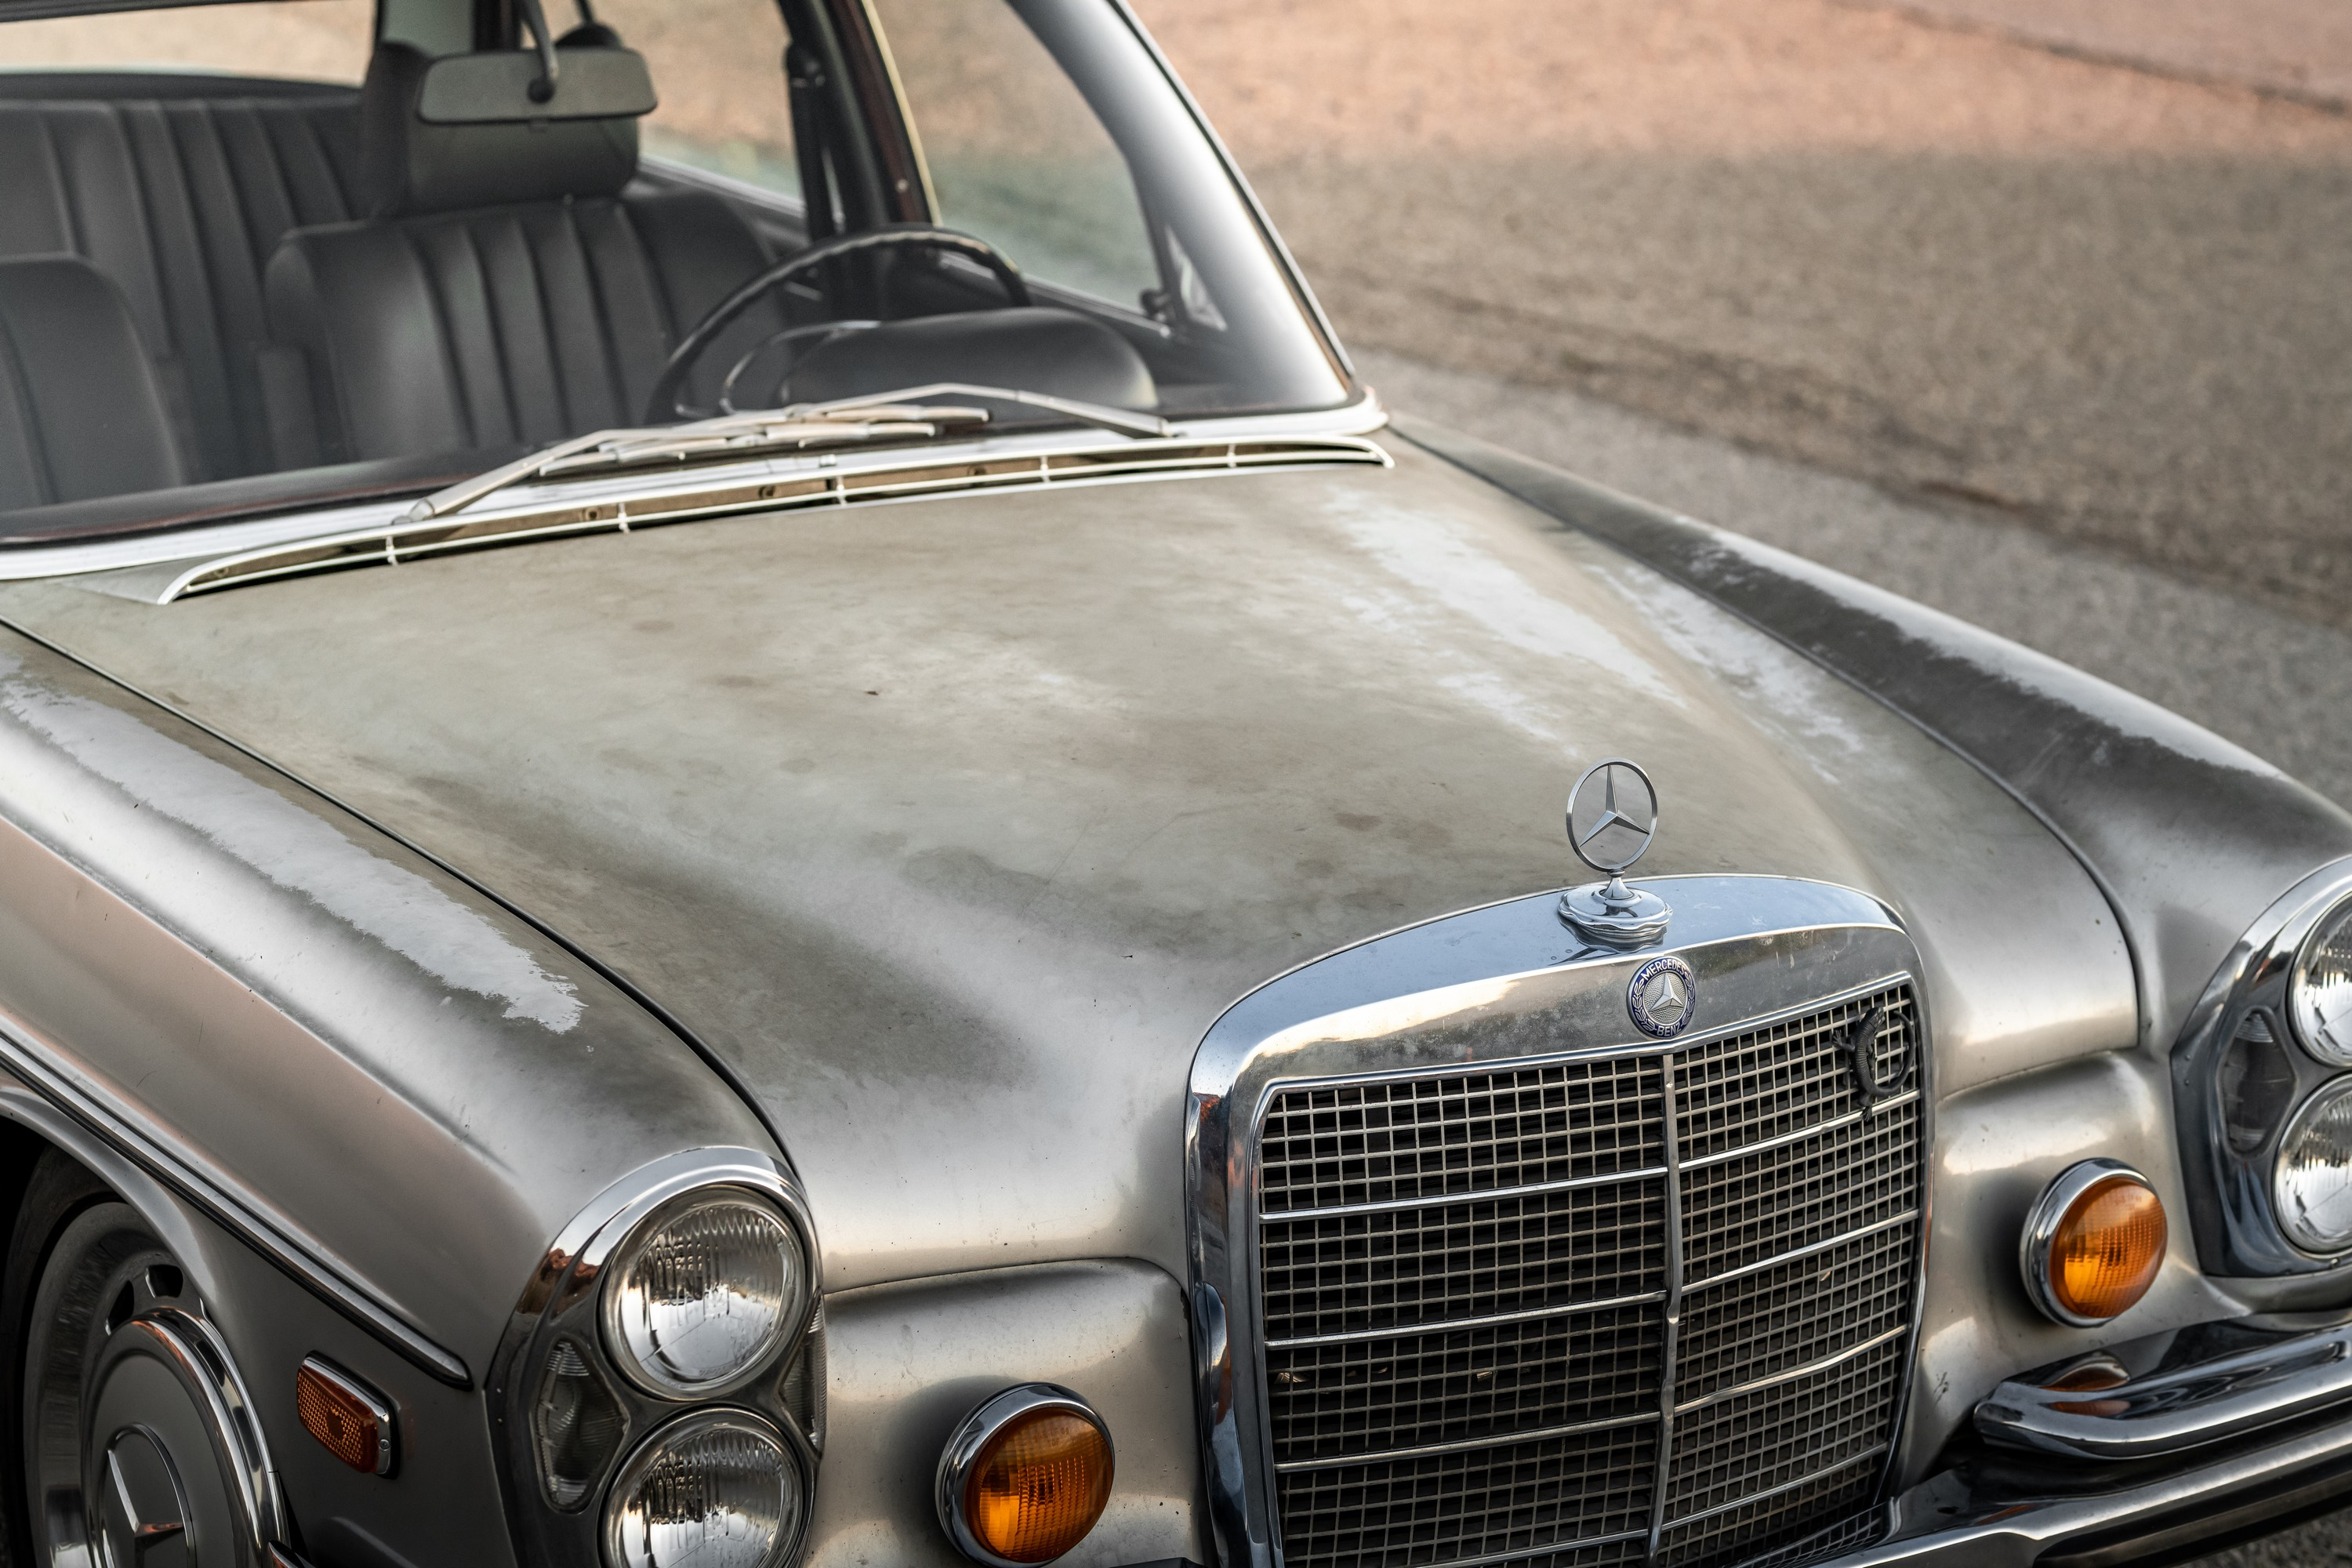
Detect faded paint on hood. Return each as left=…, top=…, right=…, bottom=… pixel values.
left=0, top=442, right=2131, bottom=1287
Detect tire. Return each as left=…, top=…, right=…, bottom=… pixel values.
left=0, top=1150, right=114, bottom=1568
left=1, top=1152, right=274, bottom=1568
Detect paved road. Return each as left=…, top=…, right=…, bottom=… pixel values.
left=1864, top=0, right=2352, bottom=108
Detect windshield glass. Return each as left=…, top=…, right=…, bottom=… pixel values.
left=0, top=0, right=1350, bottom=544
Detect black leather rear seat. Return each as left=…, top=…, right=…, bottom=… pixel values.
left=0, top=255, right=187, bottom=510
left=0, top=74, right=361, bottom=485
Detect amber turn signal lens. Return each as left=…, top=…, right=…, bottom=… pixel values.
left=962, top=1407, right=1114, bottom=1564
left=2053, top=1175, right=2166, bottom=1320
left=296, top=1357, right=394, bottom=1475
left=2024, top=1163, right=2166, bottom=1326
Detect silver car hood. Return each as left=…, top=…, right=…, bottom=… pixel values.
left=0, top=441, right=2132, bottom=1289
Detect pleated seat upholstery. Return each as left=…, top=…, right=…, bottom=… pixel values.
left=264, top=42, right=780, bottom=464
left=0, top=78, right=362, bottom=483
left=266, top=187, right=775, bottom=463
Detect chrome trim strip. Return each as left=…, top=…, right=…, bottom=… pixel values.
left=0, top=1005, right=472, bottom=1386
left=1976, top=1310, right=2352, bottom=1462
left=1265, top=1288, right=1669, bottom=1351
left=1271, top=1410, right=1661, bottom=1472
left=1644, top=1048, right=1687, bottom=1559
left=1675, top=1327, right=1912, bottom=1418
left=1677, top=1090, right=1921, bottom=1173
left=1684, top=1210, right=1922, bottom=1294
left=1668, top=1446, right=1888, bottom=1531
left=1262, top=1166, right=1671, bottom=1225
left=2, top=397, right=1389, bottom=592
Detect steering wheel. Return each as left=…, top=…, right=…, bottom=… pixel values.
left=644, top=224, right=1030, bottom=423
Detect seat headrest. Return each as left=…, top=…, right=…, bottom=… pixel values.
left=360, top=41, right=657, bottom=219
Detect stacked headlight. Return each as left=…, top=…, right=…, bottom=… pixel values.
left=605, top=1410, right=804, bottom=1568
left=510, top=1164, right=818, bottom=1568
left=602, top=1189, right=808, bottom=1397
left=2291, top=898, right=2352, bottom=1066
left=2276, top=1077, right=2352, bottom=1252
left=2276, top=898, right=2352, bottom=1254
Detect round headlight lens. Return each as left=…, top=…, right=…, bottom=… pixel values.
left=602, top=1189, right=805, bottom=1397
left=604, top=1410, right=802, bottom=1568
left=2292, top=898, right=2352, bottom=1066
left=2275, top=1076, right=2352, bottom=1252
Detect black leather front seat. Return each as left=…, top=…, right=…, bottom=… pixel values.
left=267, top=42, right=780, bottom=464
left=0, top=256, right=185, bottom=511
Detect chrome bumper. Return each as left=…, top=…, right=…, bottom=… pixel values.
left=1976, top=1312, right=2352, bottom=1461
left=1806, top=1312, right=2352, bottom=1567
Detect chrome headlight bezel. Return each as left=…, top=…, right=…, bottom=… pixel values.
left=489, top=1148, right=823, bottom=1568
left=2175, top=869, right=2352, bottom=1276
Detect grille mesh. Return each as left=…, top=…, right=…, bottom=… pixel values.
left=1256, top=985, right=1919, bottom=1568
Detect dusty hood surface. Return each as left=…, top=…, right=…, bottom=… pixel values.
left=0, top=441, right=2129, bottom=1287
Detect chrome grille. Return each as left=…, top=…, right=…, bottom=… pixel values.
left=1256, top=985, right=1921, bottom=1568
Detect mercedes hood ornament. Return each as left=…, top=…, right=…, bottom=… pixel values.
left=1559, top=757, right=1672, bottom=947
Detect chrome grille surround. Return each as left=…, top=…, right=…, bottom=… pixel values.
left=1189, top=877, right=1930, bottom=1568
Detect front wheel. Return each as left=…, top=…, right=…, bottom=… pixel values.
left=14, top=1166, right=284, bottom=1567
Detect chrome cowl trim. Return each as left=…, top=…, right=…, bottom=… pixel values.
left=1187, top=875, right=1933, bottom=1568
left=1976, top=1311, right=2352, bottom=1463
left=16, top=394, right=1389, bottom=598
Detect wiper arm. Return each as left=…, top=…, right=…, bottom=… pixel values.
left=405, top=402, right=991, bottom=523
left=405, top=383, right=1171, bottom=524
left=782, top=383, right=1175, bottom=441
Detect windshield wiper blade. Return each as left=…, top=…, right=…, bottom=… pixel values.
left=405, top=403, right=992, bottom=522
left=782, top=383, right=1175, bottom=441
left=405, top=383, right=1172, bottom=524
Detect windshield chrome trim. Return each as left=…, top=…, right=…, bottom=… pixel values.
left=1, top=394, right=1387, bottom=601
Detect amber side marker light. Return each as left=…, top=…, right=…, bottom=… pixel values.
left=2020, top=1160, right=2167, bottom=1327
left=296, top=1356, right=395, bottom=1475
left=937, top=1385, right=1115, bottom=1567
